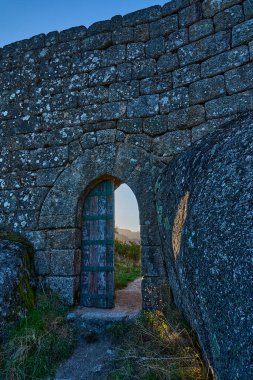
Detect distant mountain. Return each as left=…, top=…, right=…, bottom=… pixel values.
left=115, top=227, right=140, bottom=244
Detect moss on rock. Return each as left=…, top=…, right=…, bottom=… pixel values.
left=0, top=229, right=36, bottom=319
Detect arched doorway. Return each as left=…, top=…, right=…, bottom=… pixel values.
left=80, top=178, right=141, bottom=309
left=39, top=143, right=167, bottom=309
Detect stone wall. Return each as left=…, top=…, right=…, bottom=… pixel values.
left=0, top=0, right=253, bottom=305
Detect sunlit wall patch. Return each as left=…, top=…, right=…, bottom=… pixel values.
left=172, top=191, right=189, bottom=259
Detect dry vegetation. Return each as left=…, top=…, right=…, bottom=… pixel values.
left=108, top=308, right=213, bottom=380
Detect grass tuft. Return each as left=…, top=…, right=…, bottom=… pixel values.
left=0, top=292, right=75, bottom=380
left=108, top=308, right=213, bottom=380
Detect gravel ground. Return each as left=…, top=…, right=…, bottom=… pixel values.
left=54, top=278, right=142, bottom=380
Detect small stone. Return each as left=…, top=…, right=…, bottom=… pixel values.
left=202, top=45, right=250, bottom=78
left=205, top=90, right=253, bottom=119
left=79, top=87, right=108, bottom=106
left=249, top=41, right=253, bottom=61
left=123, top=6, right=162, bottom=27
left=132, top=59, right=156, bottom=79
left=157, top=53, right=179, bottom=74
left=214, top=5, right=244, bottom=32
left=202, top=0, right=242, bottom=17
left=225, top=63, right=253, bottom=94
left=189, top=19, right=214, bottom=42
left=150, top=14, right=178, bottom=38
left=125, top=134, right=151, bottom=151
left=166, top=28, right=188, bottom=51
left=178, top=31, right=230, bottom=66
left=126, top=43, right=145, bottom=61
left=80, top=132, right=97, bottom=149
left=189, top=75, right=226, bottom=104
left=59, top=26, right=87, bottom=42
left=71, top=51, right=102, bottom=74
left=87, top=19, right=112, bottom=36
left=172, top=64, right=200, bottom=87
left=117, top=63, right=132, bottom=82
left=101, top=45, right=126, bottom=67
left=89, top=66, right=117, bottom=86
left=116, top=130, right=125, bottom=142
left=127, top=95, right=159, bottom=117
left=134, top=23, right=149, bottom=42
left=146, top=37, right=165, bottom=59
left=118, top=118, right=142, bottom=133
left=140, top=74, right=172, bottom=95
left=143, top=115, right=168, bottom=136
left=102, top=102, right=127, bottom=120
left=109, top=81, right=139, bottom=102
left=112, top=27, right=133, bottom=44
left=153, top=130, right=191, bottom=156
left=82, top=32, right=112, bottom=51
left=160, top=87, right=189, bottom=114
left=80, top=104, right=102, bottom=123
left=243, top=0, right=253, bottom=20
left=179, top=3, right=202, bottom=27
left=96, top=129, right=116, bottom=144
left=162, top=0, right=189, bottom=16
left=66, top=312, right=77, bottom=321
left=167, top=105, right=205, bottom=130
left=232, top=19, right=253, bottom=47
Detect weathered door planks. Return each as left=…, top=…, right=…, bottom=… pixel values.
left=81, top=180, right=115, bottom=308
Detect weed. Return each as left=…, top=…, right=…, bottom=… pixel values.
left=108, top=309, right=212, bottom=380
left=0, top=292, right=75, bottom=380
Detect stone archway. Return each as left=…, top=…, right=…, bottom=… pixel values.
left=39, top=143, right=167, bottom=309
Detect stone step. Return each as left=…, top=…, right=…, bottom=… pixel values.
left=66, top=306, right=141, bottom=334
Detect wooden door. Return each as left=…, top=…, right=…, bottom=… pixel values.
left=81, top=180, right=114, bottom=308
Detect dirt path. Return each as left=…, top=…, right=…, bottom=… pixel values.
left=54, top=278, right=142, bottom=380
left=54, top=337, right=117, bottom=380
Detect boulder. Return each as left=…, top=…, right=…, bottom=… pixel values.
left=156, top=112, right=253, bottom=380
left=0, top=231, right=36, bottom=340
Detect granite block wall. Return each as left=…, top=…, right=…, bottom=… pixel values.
left=0, top=0, right=252, bottom=307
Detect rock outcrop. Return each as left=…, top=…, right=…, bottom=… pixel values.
left=0, top=231, right=35, bottom=330
left=156, top=112, right=253, bottom=380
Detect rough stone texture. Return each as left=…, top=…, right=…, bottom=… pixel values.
left=0, top=0, right=252, bottom=333
left=172, top=64, right=200, bottom=87
left=0, top=238, right=35, bottom=319
left=232, top=19, right=253, bottom=46
left=155, top=112, right=253, bottom=380
left=178, top=31, right=231, bottom=66
left=214, top=5, right=244, bottom=32
left=225, top=62, right=253, bottom=94
left=189, top=19, right=214, bottom=42
left=189, top=75, right=226, bottom=104
left=244, top=0, right=253, bottom=20
left=201, top=45, right=250, bottom=77
left=179, top=3, right=202, bottom=27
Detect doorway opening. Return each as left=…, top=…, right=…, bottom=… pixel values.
left=80, top=178, right=141, bottom=310
left=114, top=183, right=141, bottom=301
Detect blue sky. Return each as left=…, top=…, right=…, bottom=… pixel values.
left=1, top=0, right=168, bottom=47
left=115, top=185, right=140, bottom=232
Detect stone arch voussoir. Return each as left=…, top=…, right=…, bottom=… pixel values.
left=39, top=143, right=168, bottom=307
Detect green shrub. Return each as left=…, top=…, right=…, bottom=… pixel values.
left=115, top=239, right=141, bottom=290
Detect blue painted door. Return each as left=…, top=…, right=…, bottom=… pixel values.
left=81, top=180, right=115, bottom=308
